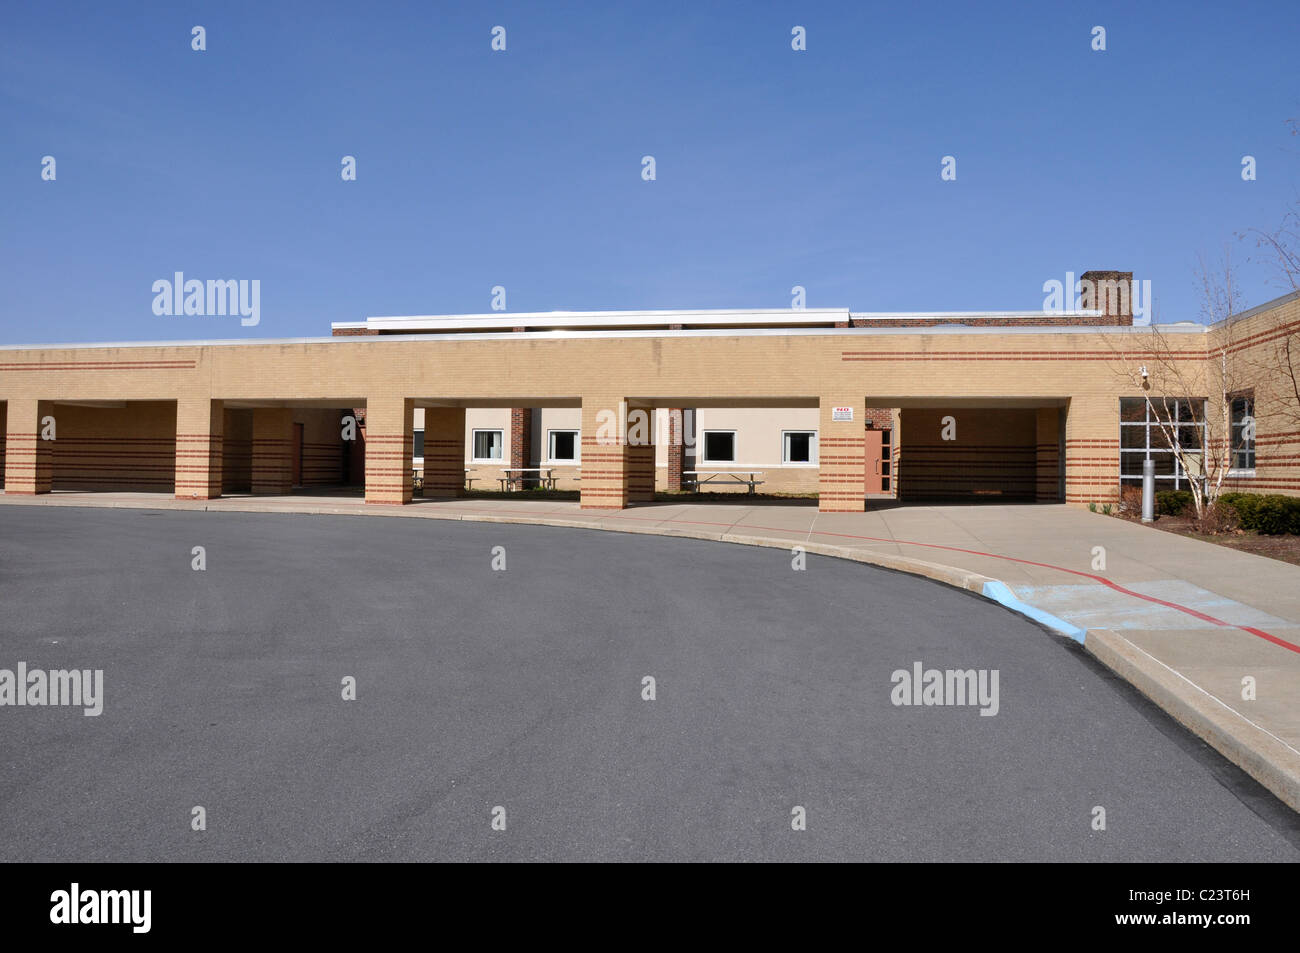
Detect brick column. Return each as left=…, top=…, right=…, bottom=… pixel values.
left=509, top=407, right=532, bottom=483
left=251, top=408, right=294, bottom=495
left=423, top=407, right=465, bottom=497
left=580, top=395, right=633, bottom=509
left=1064, top=397, right=1119, bottom=506
left=666, top=408, right=683, bottom=492
left=175, top=398, right=223, bottom=499
left=1035, top=407, right=1062, bottom=503
left=3, top=398, right=54, bottom=494
left=364, top=397, right=413, bottom=504
left=818, top=396, right=866, bottom=512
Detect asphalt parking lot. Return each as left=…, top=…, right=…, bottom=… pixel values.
left=1, top=506, right=1297, bottom=861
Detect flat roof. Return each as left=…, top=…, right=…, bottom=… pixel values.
left=0, top=321, right=1207, bottom=352
left=332, top=306, right=1109, bottom=333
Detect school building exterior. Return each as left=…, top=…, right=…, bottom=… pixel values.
left=2, top=271, right=1296, bottom=512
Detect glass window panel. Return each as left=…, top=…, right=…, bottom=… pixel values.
left=474, top=430, right=503, bottom=460
left=703, top=431, right=735, bottom=463
left=1178, top=426, right=1203, bottom=450
left=1120, top=427, right=1149, bottom=450
left=549, top=430, right=577, bottom=461
left=1120, top=398, right=1147, bottom=423
left=784, top=431, right=813, bottom=463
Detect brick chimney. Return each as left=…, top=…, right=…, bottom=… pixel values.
left=1079, top=270, right=1134, bottom=325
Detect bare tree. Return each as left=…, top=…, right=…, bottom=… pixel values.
left=1237, top=118, right=1300, bottom=428
left=1107, top=252, right=1246, bottom=520
left=1113, top=117, right=1300, bottom=520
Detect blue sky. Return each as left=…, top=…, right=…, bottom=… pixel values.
left=2, top=0, right=1297, bottom=344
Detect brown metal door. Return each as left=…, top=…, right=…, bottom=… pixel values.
left=864, top=428, right=884, bottom=494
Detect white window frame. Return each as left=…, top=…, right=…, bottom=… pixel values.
left=547, top=429, right=580, bottom=464
left=701, top=429, right=737, bottom=465
left=781, top=430, right=818, bottom=465
left=471, top=428, right=504, bottom=463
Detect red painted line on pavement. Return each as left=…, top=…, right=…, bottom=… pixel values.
left=596, top=510, right=1300, bottom=655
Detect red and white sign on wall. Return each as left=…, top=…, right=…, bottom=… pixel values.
left=831, top=406, right=854, bottom=422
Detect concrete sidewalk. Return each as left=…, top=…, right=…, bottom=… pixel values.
left=4, top=489, right=1300, bottom=811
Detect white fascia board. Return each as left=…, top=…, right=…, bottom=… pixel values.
left=848, top=310, right=1105, bottom=320
left=358, top=308, right=850, bottom=331
left=0, top=322, right=1207, bottom=352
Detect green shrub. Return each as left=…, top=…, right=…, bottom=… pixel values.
left=1252, top=496, right=1300, bottom=535
left=1219, top=492, right=1253, bottom=526
left=1216, top=492, right=1300, bottom=535
left=1155, top=489, right=1193, bottom=517
left=1088, top=502, right=1097, bottom=513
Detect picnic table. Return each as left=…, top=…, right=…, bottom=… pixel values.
left=500, top=467, right=556, bottom=491
left=683, top=470, right=764, bottom=494
left=413, top=468, right=480, bottom=492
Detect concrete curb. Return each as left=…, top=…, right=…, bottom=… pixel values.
left=4, top=492, right=1298, bottom=813
left=1084, top=629, right=1300, bottom=814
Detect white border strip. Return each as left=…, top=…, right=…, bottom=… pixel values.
left=0, top=323, right=1208, bottom=352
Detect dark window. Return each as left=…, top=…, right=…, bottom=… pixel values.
left=783, top=431, right=814, bottom=463
left=549, top=430, right=577, bottom=462
left=413, top=430, right=425, bottom=459
left=703, top=431, right=735, bottom=463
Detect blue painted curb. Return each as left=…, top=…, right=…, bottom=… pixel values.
left=981, top=580, right=1088, bottom=644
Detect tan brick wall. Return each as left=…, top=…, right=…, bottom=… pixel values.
left=818, top=397, right=866, bottom=512
left=222, top=408, right=253, bottom=492
left=3, top=399, right=54, bottom=494
left=364, top=397, right=411, bottom=504
left=579, top=398, right=656, bottom=509
left=660, top=464, right=818, bottom=495
left=1036, top=407, right=1062, bottom=502
left=297, top=409, right=346, bottom=487
left=43, top=401, right=176, bottom=492
left=901, top=408, right=1038, bottom=501
left=423, top=407, right=465, bottom=497
left=1065, top=395, right=1121, bottom=505
left=251, top=408, right=294, bottom=494
left=176, top=398, right=222, bottom=499
left=1209, top=294, right=1300, bottom=495
left=5, top=305, right=1268, bottom=509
